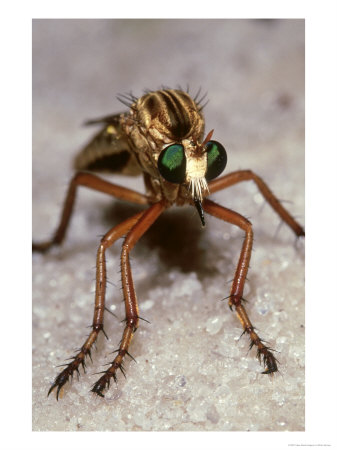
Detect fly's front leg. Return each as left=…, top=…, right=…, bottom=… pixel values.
left=208, top=170, right=305, bottom=237
left=203, top=198, right=278, bottom=374
left=48, top=210, right=145, bottom=400
left=33, top=171, right=149, bottom=252
left=91, top=200, right=166, bottom=397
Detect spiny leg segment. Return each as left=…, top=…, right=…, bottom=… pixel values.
left=47, top=209, right=146, bottom=399
left=91, top=200, right=166, bottom=397
left=203, top=198, right=279, bottom=373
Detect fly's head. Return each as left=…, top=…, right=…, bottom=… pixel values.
left=157, top=129, right=227, bottom=225
left=125, top=89, right=227, bottom=225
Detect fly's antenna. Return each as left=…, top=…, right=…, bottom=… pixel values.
left=202, top=129, right=214, bottom=148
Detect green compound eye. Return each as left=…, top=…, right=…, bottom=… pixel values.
left=158, top=144, right=186, bottom=184
left=205, top=140, right=227, bottom=181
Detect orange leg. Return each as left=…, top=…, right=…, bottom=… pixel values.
left=91, top=200, right=166, bottom=397
left=47, top=209, right=147, bottom=400
left=203, top=198, right=278, bottom=374
left=33, top=171, right=149, bottom=252
left=208, top=170, right=304, bottom=237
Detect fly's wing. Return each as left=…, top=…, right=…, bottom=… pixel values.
left=73, top=113, right=142, bottom=176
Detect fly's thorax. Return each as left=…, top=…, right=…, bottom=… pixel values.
left=122, top=117, right=162, bottom=179
left=134, top=89, right=205, bottom=143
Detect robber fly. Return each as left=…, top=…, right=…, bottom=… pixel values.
left=33, top=88, right=304, bottom=399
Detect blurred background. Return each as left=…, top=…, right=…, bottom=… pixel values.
left=33, top=19, right=304, bottom=431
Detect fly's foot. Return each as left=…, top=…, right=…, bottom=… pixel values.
left=48, top=364, right=76, bottom=400
left=48, top=350, right=89, bottom=400
left=91, top=360, right=125, bottom=397
left=245, top=326, right=279, bottom=375
left=91, top=374, right=114, bottom=398
left=257, top=346, right=279, bottom=375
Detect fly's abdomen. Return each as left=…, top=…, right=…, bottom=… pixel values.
left=74, top=114, right=142, bottom=176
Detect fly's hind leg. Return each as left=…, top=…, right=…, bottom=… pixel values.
left=33, top=171, right=149, bottom=252
left=47, top=209, right=145, bottom=400
left=203, top=198, right=278, bottom=374
left=91, top=200, right=166, bottom=397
